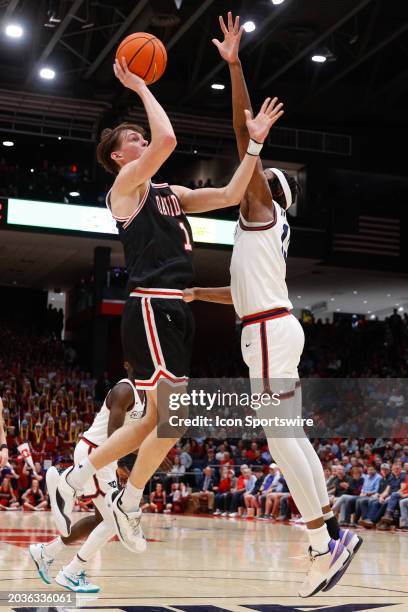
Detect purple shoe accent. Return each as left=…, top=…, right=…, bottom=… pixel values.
left=339, top=528, right=353, bottom=547
left=323, top=549, right=352, bottom=592
left=329, top=539, right=344, bottom=568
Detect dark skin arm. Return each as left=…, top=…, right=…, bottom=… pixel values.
left=183, top=287, right=233, bottom=305
left=213, top=12, right=284, bottom=222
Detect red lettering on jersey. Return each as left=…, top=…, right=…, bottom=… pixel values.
left=155, top=194, right=182, bottom=217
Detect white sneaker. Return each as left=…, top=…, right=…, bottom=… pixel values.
left=299, top=539, right=351, bottom=598
left=29, top=543, right=53, bottom=584
left=221, top=512, right=228, bottom=517
left=228, top=512, right=238, bottom=518
left=46, top=466, right=76, bottom=537
left=105, top=489, right=146, bottom=554
left=55, top=569, right=100, bottom=593
left=213, top=509, right=222, bottom=516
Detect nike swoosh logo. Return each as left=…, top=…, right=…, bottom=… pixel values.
left=245, top=343, right=251, bottom=347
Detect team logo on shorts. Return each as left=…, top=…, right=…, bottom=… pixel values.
left=107, top=480, right=118, bottom=489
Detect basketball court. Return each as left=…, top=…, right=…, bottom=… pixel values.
left=0, top=512, right=407, bottom=611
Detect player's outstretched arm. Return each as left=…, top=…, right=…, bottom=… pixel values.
left=113, top=58, right=176, bottom=196
left=213, top=12, right=279, bottom=209
left=0, top=396, right=8, bottom=468
left=183, top=287, right=232, bottom=304
left=173, top=97, right=283, bottom=213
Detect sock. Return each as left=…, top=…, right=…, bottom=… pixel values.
left=44, top=536, right=66, bottom=560
left=66, top=458, right=96, bottom=490
left=307, top=524, right=331, bottom=555
left=77, top=520, right=115, bottom=561
left=120, top=481, right=143, bottom=512
left=323, top=510, right=340, bottom=540
left=64, top=554, right=87, bottom=575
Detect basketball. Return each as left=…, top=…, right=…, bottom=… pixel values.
left=116, top=32, right=167, bottom=85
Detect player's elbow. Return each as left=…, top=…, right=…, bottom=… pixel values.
left=159, top=134, right=177, bottom=152
left=222, top=186, right=238, bottom=207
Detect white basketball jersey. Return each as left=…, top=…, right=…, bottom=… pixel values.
left=83, top=379, right=145, bottom=446
left=230, top=203, right=293, bottom=318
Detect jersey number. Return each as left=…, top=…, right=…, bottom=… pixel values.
left=179, top=221, right=193, bottom=251
left=281, top=223, right=290, bottom=261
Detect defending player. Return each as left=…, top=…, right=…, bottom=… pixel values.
left=207, top=13, right=362, bottom=597
left=38, top=365, right=147, bottom=592
left=47, top=55, right=284, bottom=553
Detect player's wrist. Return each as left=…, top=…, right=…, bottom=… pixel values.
left=246, top=138, right=263, bottom=156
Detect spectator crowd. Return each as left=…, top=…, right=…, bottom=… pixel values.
left=1, top=312, right=407, bottom=533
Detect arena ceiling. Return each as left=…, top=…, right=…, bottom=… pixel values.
left=0, top=0, right=407, bottom=137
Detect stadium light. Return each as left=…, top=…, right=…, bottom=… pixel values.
left=312, top=54, right=327, bottom=63
left=271, top=0, right=285, bottom=4
left=211, top=83, right=225, bottom=90
left=2, top=140, right=14, bottom=147
left=243, top=21, right=256, bottom=32
left=69, top=191, right=80, bottom=197
left=39, top=67, right=56, bottom=80
left=5, top=24, right=24, bottom=38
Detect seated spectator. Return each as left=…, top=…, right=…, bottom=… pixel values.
left=147, top=483, right=166, bottom=513
left=165, top=482, right=189, bottom=514
left=190, top=466, right=215, bottom=513
left=213, top=467, right=235, bottom=515
left=165, top=455, right=186, bottom=491
left=328, top=465, right=352, bottom=504
left=0, top=475, right=20, bottom=510
left=226, top=465, right=249, bottom=518
left=360, top=463, right=393, bottom=528
left=21, top=478, right=47, bottom=511
left=377, top=463, right=407, bottom=530
left=353, top=465, right=382, bottom=524
left=332, top=467, right=364, bottom=526
left=243, top=466, right=264, bottom=518
left=264, top=475, right=289, bottom=519
left=258, top=463, right=281, bottom=518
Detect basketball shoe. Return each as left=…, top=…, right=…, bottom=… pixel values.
left=46, top=466, right=77, bottom=537
left=55, top=569, right=100, bottom=593
left=29, top=543, right=53, bottom=584
left=105, top=488, right=146, bottom=553
left=299, top=539, right=351, bottom=598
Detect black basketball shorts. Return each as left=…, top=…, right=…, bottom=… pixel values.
left=121, top=288, right=195, bottom=390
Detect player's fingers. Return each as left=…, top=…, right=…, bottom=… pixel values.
left=233, top=15, right=240, bottom=34
left=238, top=25, right=244, bottom=38
left=260, top=97, right=271, bottom=114
left=268, top=102, right=284, bottom=117
left=212, top=38, right=222, bottom=50
left=270, top=110, right=284, bottom=124
left=265, top=97, right=278, bottom=113
left=228, top=11, right=233, bottom=31
left=219, top=15, right=228, bottom=35
left=121, top=56, right=128, bottom=72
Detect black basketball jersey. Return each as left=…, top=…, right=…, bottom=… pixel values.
left=107, top=181, right=195, bottom=290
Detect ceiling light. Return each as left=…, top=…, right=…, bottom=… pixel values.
left=370, top=314, right=376, bottom=320
left=363, top=300, right=367, bottom=304
left=367, top=311, right=371, bottom=314
left=297, top=295, right=302, bottom=299
left=398, top=306, right=404, bottom=312
left=2, top=140, right=14, bottom=147
left=353, top=290, right=358, bottom=295
left=69, top=191, right=80, bottom=197
left=211, top=83, right=225, bottom=90
left=387, top=294, right=391, bottom=297
left=193, top=149, right=198, bottom=154
left=39, top=67, right=56, bottom=80
left=312, top=54, right=327, bottom=63
left=58, top=136, right=62, bottom=140
left=30, top=168, right=34, bottom=173
left=243, top=21, right=256, bottom=33
left=330, top=298, right=335, bottom=302
left=5, top=24, right=23, bottom=38
left=336, top=308, right=341, bottom=312
left=395, top=303, right=400, bottom=307
left=271, top=0, right=285, bottom=4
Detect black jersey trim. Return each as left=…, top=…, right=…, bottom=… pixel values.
left=122, top=183, right=151, bottom=229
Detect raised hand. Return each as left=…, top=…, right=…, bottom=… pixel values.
left=244, top=97, right=284, bottom=144
left=212, top=11, right=243, bottom=64
left=113, top=57, right=147, bottom=94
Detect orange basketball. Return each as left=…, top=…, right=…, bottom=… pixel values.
left=116, top=32, right=167, bottom=85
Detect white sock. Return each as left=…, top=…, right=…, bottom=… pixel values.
left=44, top=536, right=66, bottom=560
left=323, top=510, right=335, bottom=521
left=77, top=521, right=115, bottom=561
left=64, top=554, right=87, bottom=575
left=308, top=524, right=331, bottom=555
left=66, top=458, right=96, bottom=490
left=120, top=481, right=143, bottom=512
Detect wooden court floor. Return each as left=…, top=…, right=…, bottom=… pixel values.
left=0, top=511, right=407, bottom=611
